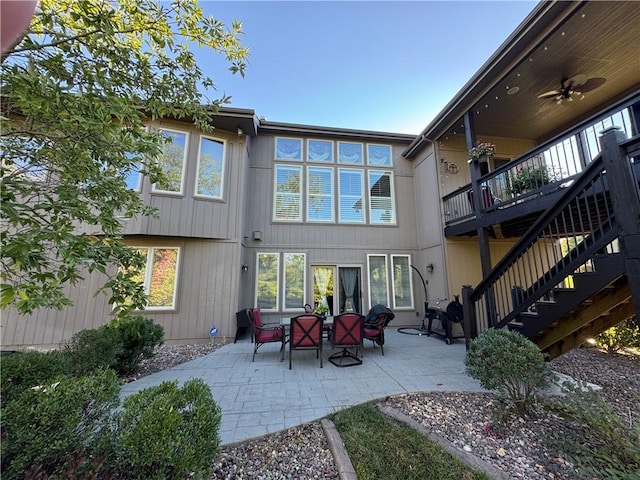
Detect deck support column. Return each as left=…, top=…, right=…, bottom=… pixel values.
left=599, top=127, right=640, bottom=317
left=464, top=112, right=496, bottom=325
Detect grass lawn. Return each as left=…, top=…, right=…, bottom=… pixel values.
left=330, top=402, right=491, bottom=480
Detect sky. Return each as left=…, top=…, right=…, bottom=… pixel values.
left=194, top=1, right=538, bottom=135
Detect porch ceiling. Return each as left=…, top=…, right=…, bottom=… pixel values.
left=412, top=1, right=640, bottom=151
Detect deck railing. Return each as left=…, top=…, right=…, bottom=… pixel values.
left=443, top=91, right=639, bottom=226
left=462, top=129, right=640, bottom=338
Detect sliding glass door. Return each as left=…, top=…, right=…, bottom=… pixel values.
left=312, top=265, right=361, bottom=315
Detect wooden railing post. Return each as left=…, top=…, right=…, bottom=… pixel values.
left=599, top=127, right=640, bottom=317
left=462, top=285, right=476, bottom=349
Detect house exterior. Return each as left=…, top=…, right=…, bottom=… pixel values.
left=2, top=0, right=639, bottom=352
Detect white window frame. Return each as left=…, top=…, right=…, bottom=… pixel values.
left=307, top=139, right=334, bottom=163
left=275, top=137, right=303, bottom=161
left=134, top=246, right=181, bottom=311
left=338, top=141, right=364, bottom=165
left=151, top=128, right=189, bottom=195
left=391, top=255, right=414, bottom=310
left=255, top=252, right=280, bottom=312
left=367, top=254, right=390, bottom=310
left=273, top=164, right=303, bottom=222
left=338, top=168, right=365, bottom=224
left=367, top=143, right=393, bottom=166
left=194, top=135, right=226, bottom=200
left=283, top=253, right=307, bottom=311
left=368, top=170, right=396, bottom=225
left=306, top=166, right=335, bottom=223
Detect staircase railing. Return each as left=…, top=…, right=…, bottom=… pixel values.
left=462, top=130, right=640, bottom=340
left=444, top=91, right=639, bottom=226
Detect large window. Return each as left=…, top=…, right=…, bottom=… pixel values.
left=307, top=167, right=334, bottom=222
left=131, top=247, right=180, bottom=310
left=367, top=144, right=392, bottom=166
left=338, top=141, right=363, bottom=165
left=391, top=255, right=413, bottom=309
left=283, top=253, right=306, bottom=310
left=273, top=139, right=395, bottom=225
left=256, top=252, right=306, bottom=311
left=274, top=165, right=302, bottom=221
left=367, top=254, right=414, bottom=310
left=275, top=137, right=302, bottom=161
left=195, top=136, right=225, bottom=199
left=338, top=168, right=365, bottom=223
left=152, top=129, right=188, bottom=194
left=307, top=139, right=334, bottom=163
left=368, top=170, right=395, bottom=224
left=367, top=255, right=389, bottom=307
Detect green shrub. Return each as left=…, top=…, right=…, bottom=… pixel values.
left=1, top=369, right=120, bottom=480
left=112, top=379, right=221, bottom=480
left=545, top=381, right=640, bottom=479
left=64, top=327, right=123, bottom=376
left=0, top=349, right=71, bottom=407
left=465, top=328, right=553, bottom=417
left=104, top=315, right=164, bottom=374
left=595, top=316, right=640, bottom=353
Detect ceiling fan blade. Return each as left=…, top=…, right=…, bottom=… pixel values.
left=565, top=74, right=588, bottom=88
left=538, top=90, right=561, bottom=99
left=575, top=77, right=606, bottom=93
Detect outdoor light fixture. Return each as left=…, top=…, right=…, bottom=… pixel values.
left=241, top=264, right=249, bottom=273
left=426, top=263, right=435, bottom=273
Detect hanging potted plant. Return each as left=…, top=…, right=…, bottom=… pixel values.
left=468, top=141, right=496, bottom=162
left=506, top=165, right=551, bottom=195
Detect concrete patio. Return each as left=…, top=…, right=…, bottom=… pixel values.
left=119, top=328, right=485, bottom=446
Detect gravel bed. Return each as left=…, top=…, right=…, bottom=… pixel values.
left=127, top=343, right=639, bottom=480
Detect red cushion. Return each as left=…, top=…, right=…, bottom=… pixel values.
left=256, top=328, right=282, bottom=343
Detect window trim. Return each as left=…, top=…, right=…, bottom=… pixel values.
left=391, top=254, right=414, bottom=310
left=273, top=164, right=303, bottom=222
left=282, top=252, right=307, bottom=312
left=367, top=254, right=390, bottom=310
left=337, top=141, right=364, bottom=165
left=151, top=127, right=189, bottom=196
left=338, top=167, right=366, bottom=224
left=306, top=166, right=335, bottom=223
left=367, top=143, right=393, bottom=167
left=307, top=138, right=334, bottom=163
left=133, top=246, right=181, bottom=312
left=368, top=170, right=396, bottom=225
left=255, top=252, right=281, bottom=312
left=194, top=134, right=226, bottom=200
left=275, top=136, right=303, bottom=161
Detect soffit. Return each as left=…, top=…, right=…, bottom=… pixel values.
left=407, top=1, right=640, bottom=155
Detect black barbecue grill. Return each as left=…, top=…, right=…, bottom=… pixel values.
left=426, top=296, right=465, bottom=344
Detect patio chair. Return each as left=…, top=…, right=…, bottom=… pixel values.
left=364, top=312, right=393, bottom=355
left=289, top=313, right=324, bottom=369
left=328, top=312, right=364, bottom=367
left=249, top=308, right=285, bottom=362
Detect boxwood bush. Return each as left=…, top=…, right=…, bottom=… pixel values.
left=1, top=368, right=120, bottom=479
left=0, top=349, right=71, bottom=407
left=105, top=315, right=164, bottom=374
left=111, top=379, right=222, bottom=480
left=465, top=328, right=553, bottom=417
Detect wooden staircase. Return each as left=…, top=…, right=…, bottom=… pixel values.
left=508, top=254, right=632, bottom=359
left=463, top=129, right=640, bottom=358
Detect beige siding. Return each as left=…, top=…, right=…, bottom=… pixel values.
left=0, top=238, right=242, bottom=349
left=443, top=237, right=519, bottom=299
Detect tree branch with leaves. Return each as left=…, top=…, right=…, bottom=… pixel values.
left=1, top=0, right=248, bottom=315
